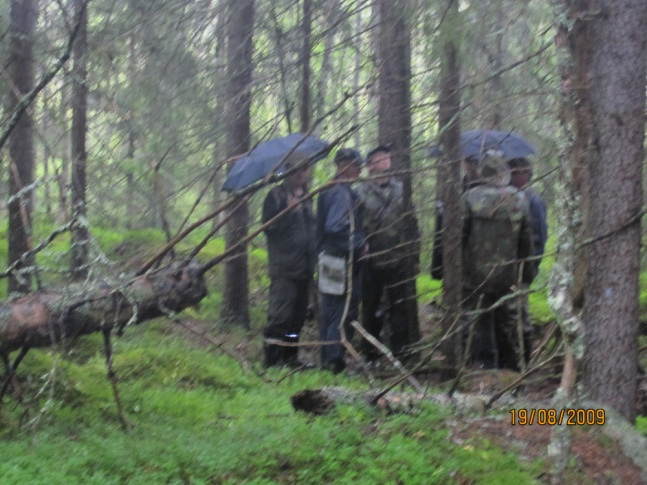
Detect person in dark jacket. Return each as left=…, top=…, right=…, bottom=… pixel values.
left=316, top=148, right=366, bottom=373
left=356, top=146, right=418, bottom=363
left=261, top=155, right=316, bottom=367
left=508, top=158, right=547, bottom=265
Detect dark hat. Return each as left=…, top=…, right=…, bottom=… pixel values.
left=507, top=157, right=533, bottom=174
left=334, top=148, right=364, bottom=166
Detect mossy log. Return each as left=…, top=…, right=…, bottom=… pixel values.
left=291, top=387, right=487, bottom=416
left=0, top=266, right=207, bottom=355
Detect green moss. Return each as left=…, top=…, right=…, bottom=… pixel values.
left=0, top=324, right=543, bottom=484
left=417, top=274, right=442, bottom=304
left=637, top=416, right=647, bottom=436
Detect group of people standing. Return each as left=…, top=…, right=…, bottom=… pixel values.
left=261, top=146, right=418, bottom=373
left=432, top=151, right=547, bottom=371
left=260, top=143, right=547, bottom=374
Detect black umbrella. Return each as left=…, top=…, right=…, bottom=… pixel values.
left=429, top=130, right=536, bottom=161
left=222, top=133, right=328, bottom=192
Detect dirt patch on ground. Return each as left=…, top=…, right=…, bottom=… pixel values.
left=450, top=417, right=644, bottom=484
left=167, top=314, right=647, bottom=484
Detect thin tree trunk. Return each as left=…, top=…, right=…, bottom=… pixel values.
left=212, top=1, right=227, bottom=229
left=376, top=0, right=420, bottom=346
left=352, top=8, right=362, bottom=148
left=57, top=79, right=70, bottom=225
left=437, top=0, right=462, bottom=372
left=221, top=0, right=254, bottom=328
left=315, top=0, right=337, bottom=122
left=70, top=0, right=89, bottom=279
left=269, top=2, right=293, bottom=132
left=489, top=1, right=504, bottom=130
left=125, top=26, right=137, bottom=230
left=7, top=0, right=38, bottom=294
left=42, top=90, right=52, bottom=217
left=299, top=0, right=312, bottom=133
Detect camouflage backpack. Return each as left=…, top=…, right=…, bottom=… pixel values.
left=462, top=184, right=535, bottom=292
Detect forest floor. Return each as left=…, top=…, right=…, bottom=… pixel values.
left=1, top=228, right=646, bottom=483
left=173, top=312, right=647, bottom=485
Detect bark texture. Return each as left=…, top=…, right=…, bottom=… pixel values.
left=299, top=0, right=312, bottom=132
left=0, top=266, right=207, bottom=355
left=221, top=0, right=254, bottom=328
left=70, top=0, right=89, bottom=279
left=7, top=0, right=38, bottom=293
left=576, top=0, right=647, bottom=421
left=437, top=0, right=462, bottom=370
left=376, top=0, right=420, bottom=343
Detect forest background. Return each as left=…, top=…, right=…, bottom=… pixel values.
left=1, top=0, right=646, bottom=483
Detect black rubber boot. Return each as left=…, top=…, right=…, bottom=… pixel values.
left=283, top=333, right=299, bottom=365
left=263, top=343, right=286, bottom=368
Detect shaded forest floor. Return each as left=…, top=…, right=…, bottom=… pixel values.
left=0, top=310, right=646, bottom=483
left=0, top=227, right=646, bottom=483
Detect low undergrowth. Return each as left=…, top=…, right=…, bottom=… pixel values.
left=0, top=321, right=543, bottom=484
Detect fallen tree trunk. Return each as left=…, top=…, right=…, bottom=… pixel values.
left=0, top=265, right=207, bottom=354
left=291, top=387, right=487, bottom=416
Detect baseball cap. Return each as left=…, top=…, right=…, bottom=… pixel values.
left=334, top=148, right=364, bottom=166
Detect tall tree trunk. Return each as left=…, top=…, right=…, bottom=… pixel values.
left=212, top=1, right=227, bottom=229
left=56, top=78, right=70, bottom=225
left=41, top=89, right=52, bottom=217
left=221, top=0, right=254, bottom=328
left=269, top=3, right=293, bottom=132
left=575, top=0, right=647, bottom=421
left=7, top=0, right=38, bottom=294
left=376, top=0, right=419, bottom=345
left=70, top=0, right=89, bottom=279
left=352, top=8, right=362, bottom=148
left=489, top=1, right=504, bottom=130
left=437, top=0, right=462, bottom=371
left=125, top=24, right=137, bottom=230
left=299, top=0, right=312, bottom=133
left=314, top=0, right=337, bottom=122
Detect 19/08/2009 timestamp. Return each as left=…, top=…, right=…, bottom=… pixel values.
left=509, top=408, right=605, bottom=426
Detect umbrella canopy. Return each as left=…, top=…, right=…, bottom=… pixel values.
left=222, top=133, right=328, bottom=192
left=429, top=130, right=536, bottom=161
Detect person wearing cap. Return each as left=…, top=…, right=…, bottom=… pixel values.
left=461, top=151, right=536, bottom=369
left=261, top=154, right=316, bottom=367
left=508, top=158, right=547, bottom=266
left=356, top=146, right=418, bottom=364
left=316, top=148, right=367, bottom=373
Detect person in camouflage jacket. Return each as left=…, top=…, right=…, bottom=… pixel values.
left=462, top=151, right=536, bottom=369
left=356, top=146, right=419, bottom=363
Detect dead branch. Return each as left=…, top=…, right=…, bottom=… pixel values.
left=0, top=265, right=207, bottom=356
left=350, top=320, right=424, bottom=393
left=291, top=386, right=486, bottom=416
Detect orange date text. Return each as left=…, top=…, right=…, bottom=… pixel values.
left=509, top=408, right=605, bottom=426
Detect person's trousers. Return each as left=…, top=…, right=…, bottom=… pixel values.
left=462, top=289, right=523, bottom=369
left=497, top=292, right=533, bottom=370
left=263, top=276, right=309, bottom=365
left=361, top=262, right=409, bottom=360
left=319, top=265, right=361, bottom=368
